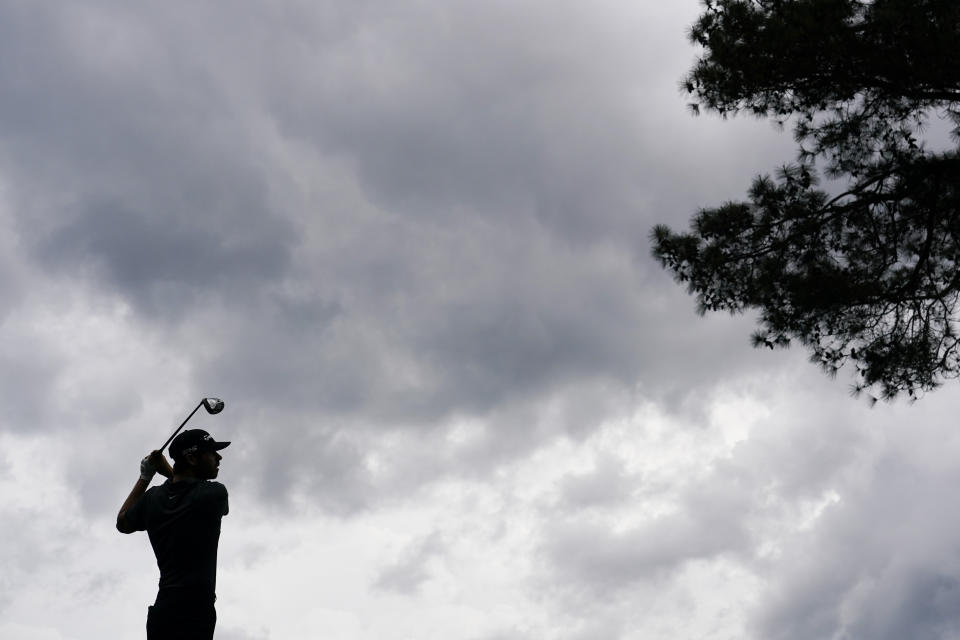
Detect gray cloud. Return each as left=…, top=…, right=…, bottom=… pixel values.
left=0, top=0, right=797, bottom=446
left=0, top=498, right=86, bottom=615
left=0, top=2, right=297, bottom=319
left=526, top=375, right=883, bottom=622
left=32, top=197, right=293, bottom=314
left=542, top=489, right=750, bottom=597
left=233, top=418, right=377, bottom=516
left=374, top=531, right=446, bottom=595
left=216, top=628, right=271, bottom=640
left=554, top=453, right=636, bottom=511
left=4, top=2, right=955, bottom=638
left=751, top=408, right=960, bottom=640
left=471, top=633, right=530, bottom=640
left=0, top=333, right=62, bottom=431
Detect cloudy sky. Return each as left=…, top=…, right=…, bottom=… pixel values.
left=2, top=1, right=959, bottom=639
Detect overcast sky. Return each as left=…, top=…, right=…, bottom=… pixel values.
left=2, top=1, right=959, bottom=639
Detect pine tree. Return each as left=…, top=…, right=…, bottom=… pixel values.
left=652, top=0, right=960, bottom=400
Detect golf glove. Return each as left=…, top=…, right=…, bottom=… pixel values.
left=140, top=455, right=157, bottom=482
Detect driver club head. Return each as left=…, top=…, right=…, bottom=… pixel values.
left=159, top=397, right=227, bottom=453
left=202, top=397, right=225, bottom=414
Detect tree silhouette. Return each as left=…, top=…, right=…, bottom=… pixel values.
left=652, top=0, right=960, bottom=401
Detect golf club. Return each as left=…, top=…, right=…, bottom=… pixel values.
left=160, top=397, right=225, bottom=453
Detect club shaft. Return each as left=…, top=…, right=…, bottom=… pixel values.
left=159, top=401, right=204, bottom=452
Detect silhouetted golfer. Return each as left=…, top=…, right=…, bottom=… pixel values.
left=117, top=429, right=230, bottom=640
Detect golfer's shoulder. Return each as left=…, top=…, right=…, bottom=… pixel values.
left=141, top=484, right=164, bottom=502
left=197, top=480, right=228, bottom=499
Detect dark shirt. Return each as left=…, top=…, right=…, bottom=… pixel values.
left=124, top=478, right=229, bottom=597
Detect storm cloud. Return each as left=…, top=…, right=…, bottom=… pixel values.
left=0, top=1, right=955, bottom=639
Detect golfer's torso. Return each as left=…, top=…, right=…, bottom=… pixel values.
left=142, top=479, right=229, bottom=594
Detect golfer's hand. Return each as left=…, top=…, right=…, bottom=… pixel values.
left=148, top=450, right=174, bottom=479
left=139, top=453, right=157, bottom=482
left=140, top=450, right=173, bottom=481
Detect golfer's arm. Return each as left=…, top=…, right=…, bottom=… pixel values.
left=116, top=478, right=149, bottom=534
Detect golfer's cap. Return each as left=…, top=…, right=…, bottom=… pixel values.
left=169, top=429, right=231, bottom=460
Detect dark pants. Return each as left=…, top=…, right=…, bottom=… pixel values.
left=146, top=590, right=217, bottom=640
